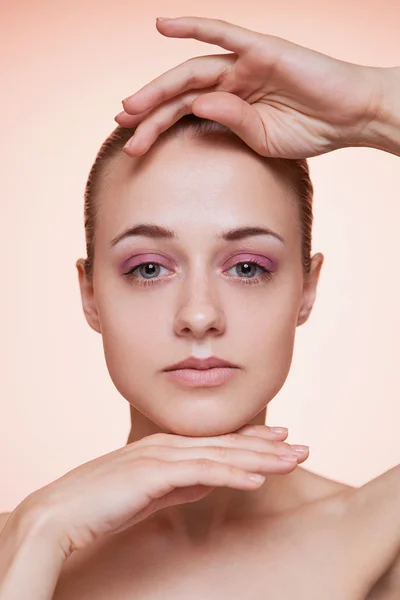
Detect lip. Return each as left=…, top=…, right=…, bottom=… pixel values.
left=164, top=356, right=239, bottom=371
left=163, top=356, right=240, bottom=388
left=164, top=366, right=239, bottom=388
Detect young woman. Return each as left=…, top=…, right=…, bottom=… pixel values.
left=1, top=16, right=399, bottom=600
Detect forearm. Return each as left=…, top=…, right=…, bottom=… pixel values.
left=0, top=503, right=65, bottom=599
left=362, top=66, right=400, bottom=156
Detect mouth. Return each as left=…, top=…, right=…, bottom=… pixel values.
left=163, top=356, right=240, bottom=388
left=163, top=366, right=239, bottom=388
left=165, top=356, right=238, bottom=370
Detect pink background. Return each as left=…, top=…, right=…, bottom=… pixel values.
left=1, top=0, right=399, bottom=512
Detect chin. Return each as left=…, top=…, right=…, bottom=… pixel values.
left=149, top=404, right=258, bottom=438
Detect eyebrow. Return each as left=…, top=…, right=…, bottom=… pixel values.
left=110, top=223, right=286, bottom=248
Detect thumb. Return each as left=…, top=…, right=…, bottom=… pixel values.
left=192, top=91, right=270, bottom=156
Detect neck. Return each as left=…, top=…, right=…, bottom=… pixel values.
left=126, top=406, right=301, bottom=544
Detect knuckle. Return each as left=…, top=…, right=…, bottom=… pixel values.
left=240, top=426, right=256, bottom=434
left=256, top=453, right=267, bottom=468
left=183, top=59, right=198, bottom=81
left=138, top=445, right=160, bottom=459
left=213, top=445, right=228, bottom=459
left=194, top=458, right=214, bottom=471
left=152, top=117, right=167, bottom=135
left=264, top=441, right=285, bottom=455
left=157, top=87, right=169, bottom=104
left=147, top=432, right=169, bottom=444
left=178, top=99, right=192, bottom=117
left=224, top=433, right=240, bottom=443
left=226, top=463, right=238, bottom=478
left=281, top=442, right=294, bottom=453
left=134, top=456, right=160, bottom=470
left=183, top=91, right=198, bottom=108
left=186, top=69, right=200, bottom=88
left=263, top=439, right=281, bottom=451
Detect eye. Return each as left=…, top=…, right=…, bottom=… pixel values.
left=223, top=260, right=274, bottom=286
left=226, top=261, right=265, bottom=278
left=125, top=262, right=170, bottom=280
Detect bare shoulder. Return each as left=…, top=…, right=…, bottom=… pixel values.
left=0, top=512, right=12, bottom=534
left=297, top=467, right=400, bottom=597
left=348, top=464, right=400, bottom=598
left=296, top=466, right=355, bottom=505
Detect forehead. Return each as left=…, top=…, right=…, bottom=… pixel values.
left=96, top=135, right=300, bottom=245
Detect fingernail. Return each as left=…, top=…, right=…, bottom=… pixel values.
left=114, top=111, right=125, bottom=122
left=290, top=445, right=309, bottom=455
left=156, top=17, right=170, bottom=21
left=123, top=138, right=134, bottom=151
left=270, top=427, right=288, bottom=434
left=248, top=473, right=266, bottom=482
left=280, top=455, right=298, bottom=462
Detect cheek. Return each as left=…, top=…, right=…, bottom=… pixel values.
left=240, top=280, right=301, bottom=382
left=246, top=307, right=297, bottom=366
left=101, top=319, right=162, bottom=402
left=95, top=286, right=167, bottom=392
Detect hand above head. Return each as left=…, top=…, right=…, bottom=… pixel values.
left=115, top=16, right=400, bottom=159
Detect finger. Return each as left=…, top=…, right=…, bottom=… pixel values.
left=114, top=107, right=154, bottom=127
left=155, top=16, right=258, bottom=55
left=237, top=425, right=288, bottom=440
left=153, top=459, right=268, bottom=493
left=121, top=53, right=233, bottom=115
left=122, top=89, right=204, bottom=156
left=142, top=445, right=301, bottom=474
left=141, top=431, right=296, bottom=456
left=121, top=89, right=269, bottom=157
left=163, top=442, right=309, bottom=465
left=192, top=91, right=270, bottom=156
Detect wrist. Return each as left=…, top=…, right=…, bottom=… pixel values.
left=0, top=502, right=65, bottom=600
left=10, top=495, right=67, bottom=560
left=360, top=66, right=400, bottom=156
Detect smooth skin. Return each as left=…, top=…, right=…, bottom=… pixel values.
left=1, top=15, right=400, bottom=600
left=0, top=427, right=308, bottom=599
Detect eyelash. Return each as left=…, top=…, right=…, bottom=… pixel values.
left=123, top=260, right=274, bottom=287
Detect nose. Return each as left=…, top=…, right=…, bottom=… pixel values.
left=173, top=273, right=226, bottom=340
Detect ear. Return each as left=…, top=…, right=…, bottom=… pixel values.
left=76, top=259, right=102, bottom=334
left=297, top=253, right=324, bottom=327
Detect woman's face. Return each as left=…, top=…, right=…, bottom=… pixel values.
left=77, top=134, right=322, bottom=436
